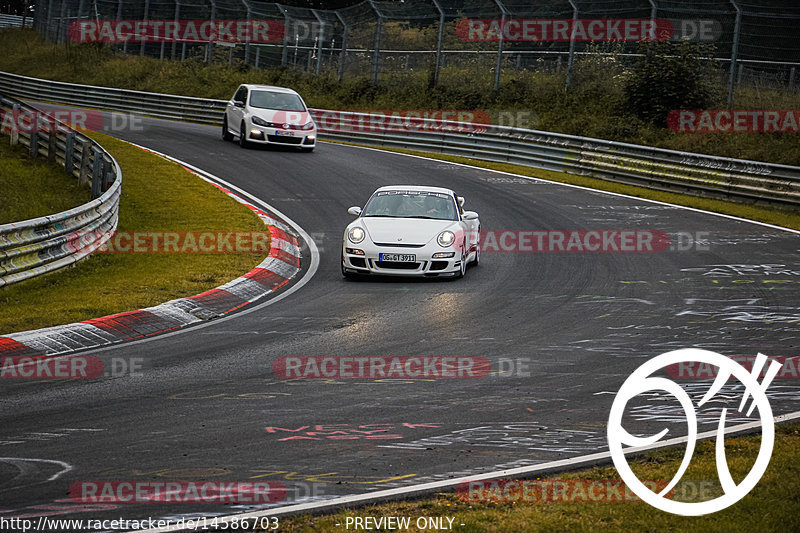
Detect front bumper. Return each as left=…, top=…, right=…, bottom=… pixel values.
left=246, top=125, right=316, bottom=147
left=342, top=242, right=463, bottom=277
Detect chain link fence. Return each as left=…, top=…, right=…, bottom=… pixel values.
left=31, top=0, right=800, bottom=100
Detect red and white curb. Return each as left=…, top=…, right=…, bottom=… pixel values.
left=0, top=147, right=307, bottom=358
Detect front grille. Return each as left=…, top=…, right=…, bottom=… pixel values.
left=373, top=243, right=425, bottom=248
left=429, top=261, right=448, bottom=271
left=350, top=258, right=367, bottom=268
left=375, top=261, right=420, bottom=270
left=267, top=135, right=303, bottom=145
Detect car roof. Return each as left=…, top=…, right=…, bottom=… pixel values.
left=374, top=185, right=456, bottom=196
left=240, top=84, right=300, bottom=95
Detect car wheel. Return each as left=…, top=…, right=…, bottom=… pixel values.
left=454, top=250, right=467, bottom=279
left=239, top=122, right=249, bottom=148
left=222, top=116, right=233, bottom=141
left=470, top=227, right=480, bottom=265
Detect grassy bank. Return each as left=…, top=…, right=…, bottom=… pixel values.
left=0, top=140, right=90, bottom=224
left=0, top=132, right=267, bottom=334
left=271, top=423, right=800, bottom=532
left=0, top=30, right=798, bottom=166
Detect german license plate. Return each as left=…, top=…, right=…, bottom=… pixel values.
left=379, top=253, right=416, bottom=262
left=274, top=130, right=295, bottom=136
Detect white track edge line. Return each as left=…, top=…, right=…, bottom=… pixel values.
left=135, top=410, right=800, bottom=532
left=58, top=142, right=320, bottom=357
left=326, top=142, right=800, bottom=236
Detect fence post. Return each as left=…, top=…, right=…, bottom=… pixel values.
left=566, top=0, right=578, bottom=91
left=65, top=132, right=75, bottom=175
left=280, top=8, right=290, bottom=65
left=205, top=0, right=216, bottom=62
left=368, top=1, right=384, bottom=84
left=790, top=67, right=796, bottom=91
left=727, top=0, right=742, bottom=107
left=141, top=0, right=150, bottom=56
left=492, top=0, right=509, bottom=91
left=117, top=0, right=126, bottom=54
left=79, top=140, right=92, bottom=186
left=58, top=0, right=67, bottom=43
left=91, top=149, right=103, bottom=199
left=171, top=1, right=181, bottom=60
left=312, top=10, right=325, bottom=75
left=242, top=0, right=252, bottom=64
left=335, top=11, right=348, bottom=83
left=432, top=0, right=445, bottom=86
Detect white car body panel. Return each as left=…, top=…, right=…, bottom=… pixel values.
left=342, top=186, right=480, bottom=278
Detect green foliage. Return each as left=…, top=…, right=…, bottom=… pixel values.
left=623, top=41, right=721, bottom=125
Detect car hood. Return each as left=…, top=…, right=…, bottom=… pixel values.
left=361, top=218, right=457, bottom=246
left=250, top=109, right=312, bottom=126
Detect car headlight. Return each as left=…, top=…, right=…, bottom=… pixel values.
left=301, top=121, right=315, bottom=130
left=437, top=231, right=455, bottom=247
left=348, top=227, right=365, bottom=244
left=251, top=116, right=269, bottom=127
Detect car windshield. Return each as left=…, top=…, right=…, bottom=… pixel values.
left=249, top=90, right=306, bottom=111
left=362, top=191, right=458, bottom=221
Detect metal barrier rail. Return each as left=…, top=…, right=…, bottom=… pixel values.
left=0, top=94, right=121, bottom=287
left=1, top=70, right=797, bottom=209
left=0, top=14, right=32, bottom=28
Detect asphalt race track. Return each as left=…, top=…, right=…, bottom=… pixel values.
left=2, top=109, right=799, bottom=527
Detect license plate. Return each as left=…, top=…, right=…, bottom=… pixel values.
left=379, top=253, right=416, bottom=262
left=274, top=130, right=295, bottom=136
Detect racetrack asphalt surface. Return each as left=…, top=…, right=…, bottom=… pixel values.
left=1, top=109, right=799, bottom=526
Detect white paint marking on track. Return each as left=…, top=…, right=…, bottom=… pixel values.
left=133, top=411, right=800, bottom=532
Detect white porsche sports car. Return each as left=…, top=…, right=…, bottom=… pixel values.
left=342, top=185, right=480, bottom=279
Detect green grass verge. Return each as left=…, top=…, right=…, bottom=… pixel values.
left=270, top=423, right=800, bottom=532
left=0, top=139, right=91, bottom=224
left=329, top=141, right=800, bottom=231
left=0, top=132, right=267, bottom=334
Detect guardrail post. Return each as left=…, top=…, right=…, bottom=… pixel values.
left=47, top=130, right=57, bottom=163
left=65, top=132, right=75, bottom=175
left=91, top=149, right=103, bottom=199
left=727, top=0, right=742, bottom=106
left=10, top=103, right=20, bottom=146
left=79, top=140, right=92, bottom=186
left=29, top=130, right=38, bottom=157
left=101, top=157, right=112, bottom=191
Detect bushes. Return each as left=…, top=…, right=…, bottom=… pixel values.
left=623, top=41, right=720, bottom=125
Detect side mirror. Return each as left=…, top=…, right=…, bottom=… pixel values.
left=462, top=211, right=478, bottom=221
left=457, top=196, right=465, bottom=207
left=233, top=100, right=244, bottom=108
left=348, top=206, right=362, bottom=216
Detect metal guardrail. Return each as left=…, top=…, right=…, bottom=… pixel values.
left=0, top=70, right=797, bottom=209
left=0, top=94, right=121, bottom=287
left=0, top=14, right=32, bottom=28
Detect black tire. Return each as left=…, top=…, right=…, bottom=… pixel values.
left=239, top=122, right=249, bottom=148
left=470, top=227, right=480, bottom=265
left=454, top=249, right=467, bottom=279
left=222, top=116, right=233, bottom=141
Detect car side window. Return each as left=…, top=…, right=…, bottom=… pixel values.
left=234, top=87, right=246, bottom=103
